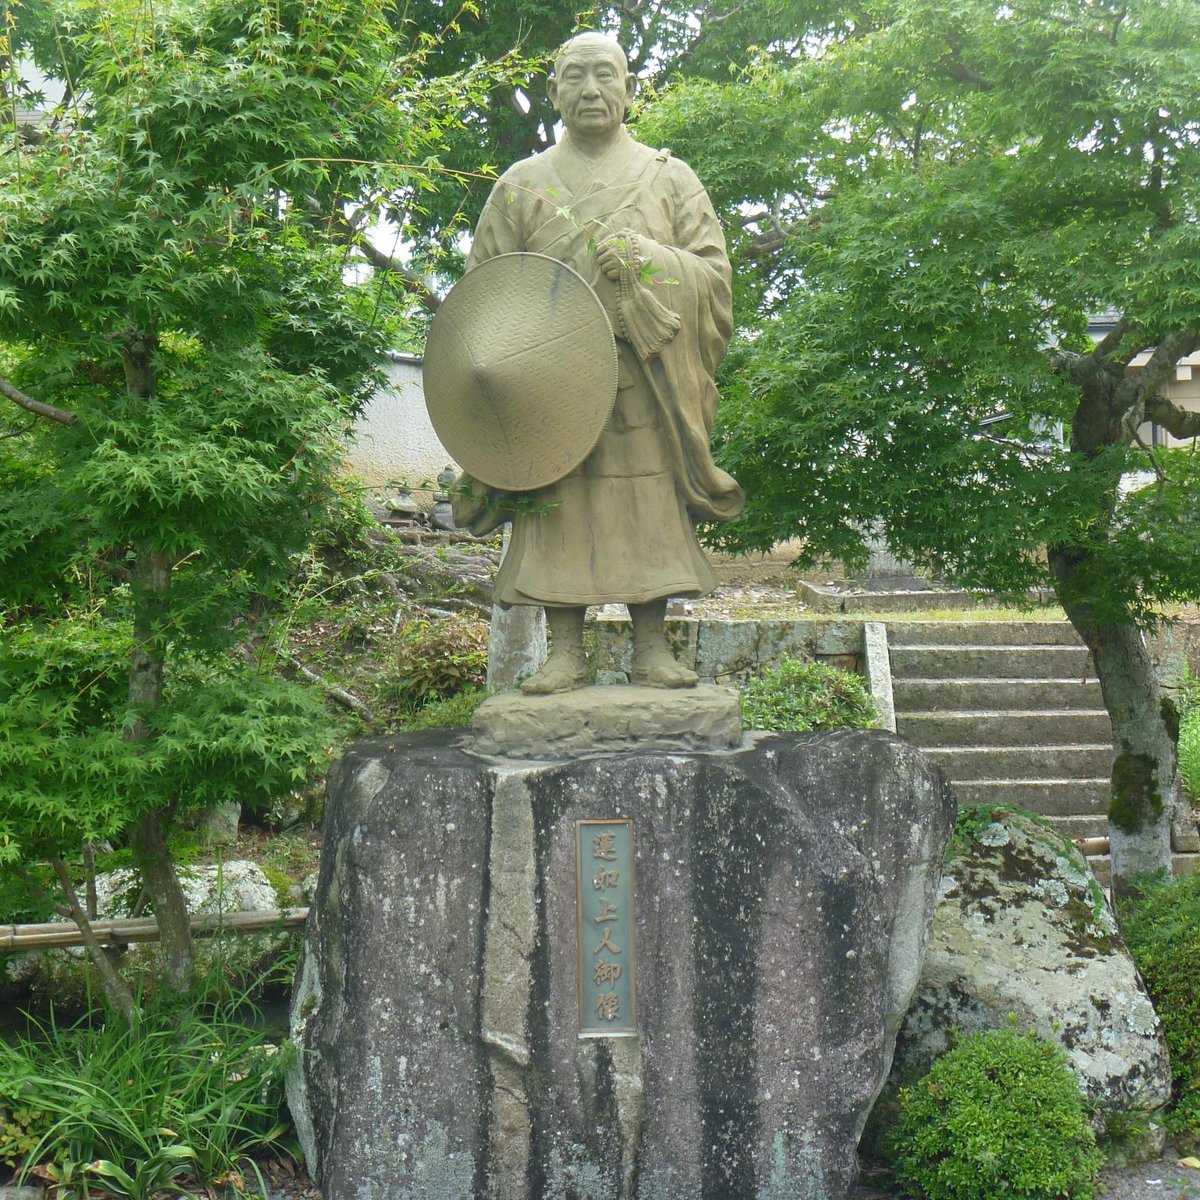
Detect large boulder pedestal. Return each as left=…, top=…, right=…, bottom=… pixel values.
left=288, top=726, right=954, bottom=1200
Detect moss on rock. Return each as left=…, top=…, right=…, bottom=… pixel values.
left=1109, top=752, right=1163, bottom=835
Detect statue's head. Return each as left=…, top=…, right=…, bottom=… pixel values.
left=548, top=33, right=636, bottom=138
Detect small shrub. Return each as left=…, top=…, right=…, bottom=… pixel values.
left=888, top=1028, right=1102, bottom=1200
left=399, top=685, right=489, bottom=730
left=382, top=612, right=488, bottom=711
left=1177, top=664, right=1200, bottom=804
left=1123, top=870, right=1200, bottom=1139
left=738, top=658, right=878, bottom=732
left=1181, top=711, right=1200, bottom=804
left=1, top=990, right=293, bottom=1198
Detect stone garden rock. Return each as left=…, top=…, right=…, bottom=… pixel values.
left=2, top=860, right=287, bottom=1008
left=288, top=728, right=954, bottom=1200
left=886, top=809, right=1172, bottom=1142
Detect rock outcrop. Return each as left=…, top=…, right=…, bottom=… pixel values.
left=288, top=728, right=954, bottom=1200
left=886, top=809, right=1172, bottom=1143
left=1, top=860, right=287, bottom=1009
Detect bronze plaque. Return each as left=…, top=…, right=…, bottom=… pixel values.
left=576, top=819, right=638, bottom=1037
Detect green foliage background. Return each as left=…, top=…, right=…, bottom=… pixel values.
left=638, top=0, right=1200, bottom=625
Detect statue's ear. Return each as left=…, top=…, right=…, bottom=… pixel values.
left=547, top=77, right=560, bottom=111
left=625, top=74, right=637, bottom=106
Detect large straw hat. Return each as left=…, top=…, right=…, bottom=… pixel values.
left=423, top=252, right=618, bottom=491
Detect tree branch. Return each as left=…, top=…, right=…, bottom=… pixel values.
left=286, top=655, right=376, bottom=722
left=1130, top=328, right=1200, bottom=405
left=14, top=864, right=72, bottom=920
left=1144, top=394, right=1200, bottom=440
left=354, top=237, right=443, bottom=313
left=308, top=197, right=443, bottom=313
left=1091, top=315, right=1137, bottom=363
left=1048, top=347, right=1086, bottom=375
left=0, top=418, right=38, bottom=441
left=49, top=857, right=138, bottom=1025
left=741, top=230, right=790, bottom=259
left=0, top=375, right=78, bottom=426
left=940, top=57, right=994, bottom=90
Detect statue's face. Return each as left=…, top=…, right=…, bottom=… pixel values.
left=548, top=39, right=636, bottom=137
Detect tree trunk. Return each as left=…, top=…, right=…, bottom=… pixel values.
left=128, top=810, right=196, bottom=994
left=1049, top=546, right=1176, bottom=901
left=119, top=328, right=196, bottom=995
left=50, top=858, right=138, bottom=1025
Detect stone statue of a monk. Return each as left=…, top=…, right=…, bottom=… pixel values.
left=455, top=32, right=743, bottom=694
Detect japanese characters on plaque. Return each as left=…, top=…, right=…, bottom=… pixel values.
left=576, top=819, right=638, bottom=1037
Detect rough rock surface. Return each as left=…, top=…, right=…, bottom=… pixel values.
left=886, top=810, right=1172, bottom=1138
left=288, top=728, right=954, bottom=1200
left=470, top=684, right=743, bottom=758
left=2, top=861, right=285, bottom=1005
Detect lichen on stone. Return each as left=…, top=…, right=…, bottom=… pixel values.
left=976, top=821, right=1011, bottom=847
left=544, top=1143, right=617, bottom=1200
left=1033, top=877, right=1070, bottom=907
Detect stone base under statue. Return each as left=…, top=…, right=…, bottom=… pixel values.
left=288, top=728, right=953, bottom=1200
left=470, top=683, right=742, bottom=758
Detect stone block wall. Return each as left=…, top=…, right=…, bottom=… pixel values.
left=590, top=616, right=863, bottom=686
left=591, top=614, right=1200, bottom=693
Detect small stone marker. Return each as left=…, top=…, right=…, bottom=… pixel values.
left=576, top=819, right=638, bottom=1037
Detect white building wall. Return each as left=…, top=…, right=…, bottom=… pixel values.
left=346, top=352, right=457, bottom=493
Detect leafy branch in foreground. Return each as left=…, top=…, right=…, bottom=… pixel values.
left=643, top=0, right=1200, bottom=897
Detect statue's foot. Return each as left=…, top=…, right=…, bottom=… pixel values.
left=520, top=654, right=587, bottom=695
left=631, top=649, right=699, bottom=689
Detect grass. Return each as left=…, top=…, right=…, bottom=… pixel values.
left=1, top=985, right=295, bottom=1199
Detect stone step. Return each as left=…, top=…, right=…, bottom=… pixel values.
left=886, top=621, right=1083, bottom=647
left=889, top=644, right=1093, bottom=679
left=924, top=743, right=1114, bottom=781
left=1038, top=813, right=1109, bottom=841
left=898, top=710, right=1113, bottom=748
left=893, top=677, right=1105, bottom=712
left=1086, top=853, right=1198, bottom=885
left=950, top=777, right=1111, bottom=815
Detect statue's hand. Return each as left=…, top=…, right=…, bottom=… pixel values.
left=596, top=230, right=641, bottom=281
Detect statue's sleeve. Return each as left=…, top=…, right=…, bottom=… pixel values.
left=466, top=173, right=528, bottom=269
left=633, top=159, right=743, bottom=522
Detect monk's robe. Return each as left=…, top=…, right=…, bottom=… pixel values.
left=461, top=125, right=743, bottom=607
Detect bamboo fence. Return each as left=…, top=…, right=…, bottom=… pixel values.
left=0, top=908, right=309, bottom=953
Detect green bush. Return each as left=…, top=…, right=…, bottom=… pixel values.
left=888, top=1028, right=1102, bottom=1200
left=1177, top=664, right=1200, bottom=803
left=738, top=658, right=878, bottom=732
left=398, top=684, right=489, bottom=730
left=1182, top=713, right=1200, bottom=804
left=1123, top=870, right=1200, bottom=1138
left=1, top=991, right=293, bottom=1198
left=382, top=612, right=488, bottom=711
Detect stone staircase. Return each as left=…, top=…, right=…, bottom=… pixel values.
left=888, top=621, right=1113, bottom=846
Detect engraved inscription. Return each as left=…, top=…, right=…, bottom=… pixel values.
left=576, top=819, right=638, bottom=1037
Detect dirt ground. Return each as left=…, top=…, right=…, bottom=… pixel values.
left=847, top=1159, right=1200, bottom=1199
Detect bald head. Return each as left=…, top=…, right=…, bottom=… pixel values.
left=553, top=32, right=628, bottom=75
left=548, top=32, right=636, bottom=145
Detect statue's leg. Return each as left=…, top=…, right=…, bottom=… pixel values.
left=520, top=605, right=588, bottom=695
left=629, top=599, right=698, bottom=688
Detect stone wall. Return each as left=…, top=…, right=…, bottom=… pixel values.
left=591, top=616, right=863, bottom=686
left=592, top=615, right=1200, bottom=692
